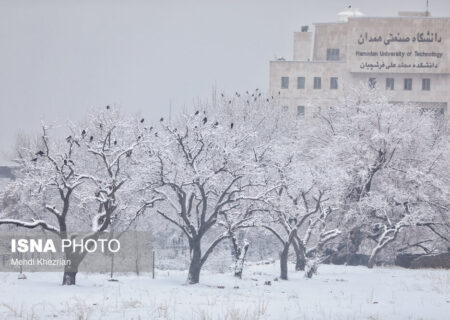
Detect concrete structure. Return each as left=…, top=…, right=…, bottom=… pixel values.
left=0, top=166, right=15, bottom=191
left=269, top=9, right=450, bottom=118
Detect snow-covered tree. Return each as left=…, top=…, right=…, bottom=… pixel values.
left=143, top=93, right=284, bottom=283
left=313, top=85, right=450, bottom=267
left=262, top=154, right=342, bottom=280
left=0, top=107, right=155, bottom=285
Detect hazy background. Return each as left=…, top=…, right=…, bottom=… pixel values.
left=1, top=0, right=449, bottom=164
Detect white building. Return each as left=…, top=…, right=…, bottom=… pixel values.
left=269, top=9, right=450, bottom=118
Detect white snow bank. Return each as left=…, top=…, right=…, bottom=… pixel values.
left=0, top=263, right=448, bottom=319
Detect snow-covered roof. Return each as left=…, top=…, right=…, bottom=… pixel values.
left=338, top=7, right=365, bottom=21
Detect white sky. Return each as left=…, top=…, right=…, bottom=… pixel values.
left=0, top=0, right=449, bottom=163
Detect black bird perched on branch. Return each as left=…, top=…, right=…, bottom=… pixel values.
left=89, top=136, right=94, bottom=142
left=81, top=129, right=86, bottom=137
left=35, top=151, right=44, bottom=156
left=266, top=98, right=269, bottom=102
left=230, top=123, right=234, bottom=129
left=160, top=117, right=164, bottom=122
left=137, top=136, right=141, bottom=141
left=64, top=159, right=67, bottom=165
left=106, top=105, right=110, bottom=110
left=202, top=117, right=207, bottom=124
left=195, top=110, right=199, bottom=115
left=214, top=121, right=219, bottom=126
left=221, top=93, right=224, bottom=97
left=140, top=118, right=145, bottom=123
left=114, top=140, right=117, bottom=145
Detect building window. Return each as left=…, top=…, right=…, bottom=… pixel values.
left=386, top=78, right=395, bottom=90
left=404, top=78, right=412, bottom=90
left=369, top=78, right=376, bottom=89
left=297, top=106, right=305, bottom=117
left=281, top=77, right=289, bottom=89
left=326, top=49, right=340, bottom=61
left=422, top=78, right=431, bottom=91
left=313, top=77, right=321, bottom=89
left=282, top=105, right=289, bottom=112
left=297, top=77, right=305, bottom=89
left=330, top=77, right=338, bottom=89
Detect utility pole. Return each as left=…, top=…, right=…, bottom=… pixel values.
left=152, top=250, right=155, bottom=279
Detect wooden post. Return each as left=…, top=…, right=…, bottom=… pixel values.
left=152, top=250, right=155, bottom=279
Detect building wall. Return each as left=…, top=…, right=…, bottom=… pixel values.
left=293, top=32, right=313, bottom=61
left=349, top=73, right=449, bottom=107
left=270, top=15, right=450, bottom=118
left=313, top=23, right=348, bottom=61
left=269, top=61, right=347, bottom=116
left=346, top=17, right=449, bottom=74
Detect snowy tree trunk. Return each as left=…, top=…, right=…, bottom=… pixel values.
left=187, top=238, right=202, bottom=284
left=233, top=241, right=249, bottom=279
left=62, top=269, right=77, bottom=286
left=292, top=238, right=306, bottom=271
left=280, top=243, right=290, bottom=280
left=62, top=252, right=82, bottom=286
left=367, top=249, right=379, bottom=269
left=305, top=259, right=318, bottom=279
left=367, top=225, right=403, bottom=269
left=368, top=237, right=395, bottom=269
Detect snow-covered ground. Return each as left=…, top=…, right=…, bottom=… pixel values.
left=0, top=263, right=448, bottom=320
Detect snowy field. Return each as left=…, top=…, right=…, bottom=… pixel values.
left=0, top=263, right=448, bottom=320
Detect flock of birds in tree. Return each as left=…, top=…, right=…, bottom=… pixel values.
left=220, top=88, right=277, bottom=105
left=31, top=91, right=271, bottom=162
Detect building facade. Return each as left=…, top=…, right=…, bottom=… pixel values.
left=269, top=10, right=450, bottom=118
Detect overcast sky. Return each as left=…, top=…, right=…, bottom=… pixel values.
left=0, top=0, right=449, bottom=163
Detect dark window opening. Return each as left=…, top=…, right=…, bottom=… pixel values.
left=281, top=77, right=289, bottom=89
left=326, top=49, right=340, bottom=61
left=422, top=78, right=431, bottom=91
left=330, top=77, right=338, bottom=89
left=313, top=77, right=321, bottom=89
left=297, top=77, right=305, bottom=89
left=404, top=78, right=412, bottom=91
left=386, top=78, right=395, bottom=90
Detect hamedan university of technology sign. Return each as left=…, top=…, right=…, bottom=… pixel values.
left=348, top=18, right=449, bottom=74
